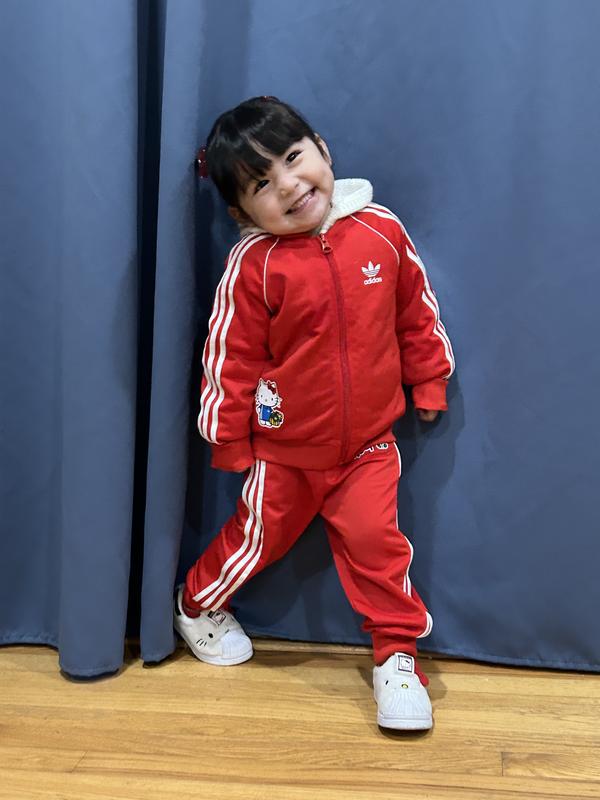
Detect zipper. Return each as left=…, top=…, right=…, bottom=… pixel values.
left=319, top=233, right=332, bottom=254
left=319, top=234, right=351, bottom=462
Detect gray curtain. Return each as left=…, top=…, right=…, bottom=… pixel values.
left=1, top=0, right=599, bottom=676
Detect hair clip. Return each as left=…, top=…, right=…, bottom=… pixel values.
left=261, top=95, right=278, bottom=102
left=196, top=145, right=209, bottom=178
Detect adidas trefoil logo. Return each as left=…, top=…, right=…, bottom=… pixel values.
left=361, top=261, right=380, bottom=278
left=361, top=261, right=383, bottom=285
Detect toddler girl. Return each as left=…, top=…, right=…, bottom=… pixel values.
left=175, top=96, right=455, bottom=730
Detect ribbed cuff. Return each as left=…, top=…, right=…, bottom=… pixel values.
left=411, top=378, right=448, bottom=411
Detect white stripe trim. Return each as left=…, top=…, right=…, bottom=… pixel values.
left=393, top=443, right=411, bottom=595
left=405, top=246, right=455, bottom=377
left=394, top=442, right=402, bottom=479
left=404, top=537, right=414, bottom=597
left=351, top=215, right=399, bottom=265
left=198, top=236, right=253, bottom=441
left=363, top=203, right=418, bottom=250
left=192, top=462, right=258, bottom=603
left=364, top=203, right=400, bottom=221
left=363, top=203, right=417, bottom=251
left=393, top=441, right=433, bottom=638
left=194, top=461, right=266, bottom=609
left=205, top=459, right=267, bottom=609
left=365, top=202, right=399, bottom=218
left=418, top=612, right=434, bottom=638
left=399, top=534, right=434, bottom=638
left=211, top=461, right=268, bottom=608
left=394, top=443, right=402, bottom=583
left=198, top=234, right=269, bottom=442
left=263, top=238, right=279, bottom=312
left=359, top=205, right=455, bottom=378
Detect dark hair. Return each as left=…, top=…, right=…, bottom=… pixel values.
left=205, top=96, right=324, bottom=207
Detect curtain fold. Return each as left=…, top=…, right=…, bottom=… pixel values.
left=0, top=0, right=139, bottom=675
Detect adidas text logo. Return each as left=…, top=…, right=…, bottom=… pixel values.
left=354, top=442, right=390, bottom=460
left=361, top=261, right=382, bottom=285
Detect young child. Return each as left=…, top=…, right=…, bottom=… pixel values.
left=175, top=96, right=455, bottom=730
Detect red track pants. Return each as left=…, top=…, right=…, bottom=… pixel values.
left=184, top=442, right=432, bottom=675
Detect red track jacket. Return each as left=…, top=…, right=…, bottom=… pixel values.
left=198, top=181, right=455, bottom=472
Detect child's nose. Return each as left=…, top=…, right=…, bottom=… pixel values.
left=278, top=173, right=298, bottom=196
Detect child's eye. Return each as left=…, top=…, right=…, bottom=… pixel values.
left=286, top=150, right=301, bottom=163
left=254, top=179, right=269, bottom=194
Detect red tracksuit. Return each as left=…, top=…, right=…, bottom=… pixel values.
left=185, top=193, right=454, bottom=670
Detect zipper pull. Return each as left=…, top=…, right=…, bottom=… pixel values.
left=319, top=234, right=332, bottom=254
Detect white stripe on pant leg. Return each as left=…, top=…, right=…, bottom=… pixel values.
left=403, top=536, right=414, bottom=597
left=399, top=534, right=434, bottom=638
left=193, top=462, right=260, bottom=604
left=394, top=443, right=402, bottom=479
left=204, top=461, right=266, bottom=609
left=418, top=612, right=433, bottom=638
left=208, top=460, right=268, bottom=609
left=394, top=442, right=434, bottom=638
left=202, top=460, right=267, bottom=609
left=392, top=444, right=410, bottom=593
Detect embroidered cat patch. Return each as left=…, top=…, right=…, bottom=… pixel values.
left=255, top=379, right=284, bottom=428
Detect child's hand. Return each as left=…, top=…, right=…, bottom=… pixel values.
left=416, top=409, right=439, bottom=423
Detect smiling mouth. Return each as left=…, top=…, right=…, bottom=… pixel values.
left=287, top=189, right=315, bottom=214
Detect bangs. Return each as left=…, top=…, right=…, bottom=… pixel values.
left=230, top=138, right=273, bottom=191
left=205, top=97, right=319, bottom=206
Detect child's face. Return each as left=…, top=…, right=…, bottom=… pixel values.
left=232, top=137, right=335, bottom=236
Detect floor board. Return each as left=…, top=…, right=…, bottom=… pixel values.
left=1, top=643, right=599, bottom=800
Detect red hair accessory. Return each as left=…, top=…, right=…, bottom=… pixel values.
left=196, top=145, right=208, bottom=178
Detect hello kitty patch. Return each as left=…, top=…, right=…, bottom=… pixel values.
left=255, top=379, right=284, bottom=429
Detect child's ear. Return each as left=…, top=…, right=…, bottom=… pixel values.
left=228, top=206, right=252, bottom=226
left=315, top=135, right=332, bottom=166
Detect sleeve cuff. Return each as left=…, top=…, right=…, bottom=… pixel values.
left=210, top=438, right=255, bottom=472
left=411, top=378, right=448, bottom=411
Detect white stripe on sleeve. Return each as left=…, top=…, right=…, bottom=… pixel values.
left=198, top=234, right=269, bottom=442
left=404, top=246, right=455, bottom=377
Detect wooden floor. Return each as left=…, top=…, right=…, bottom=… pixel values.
left=1, top=642, right=600, bottom=800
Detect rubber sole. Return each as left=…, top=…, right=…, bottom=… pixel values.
left=174, top=619, right=254, bottom=666
left=377, top=713, right=433, bottom=730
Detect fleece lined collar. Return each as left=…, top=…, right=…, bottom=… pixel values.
left=240, top=178, right=373, bottom=238
left=320, top=178, right=373, bottom=233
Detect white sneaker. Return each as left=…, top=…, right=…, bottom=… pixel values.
left=173, top=586, right=253, bottom=666
left=373, top=653, right=433, bottom=730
